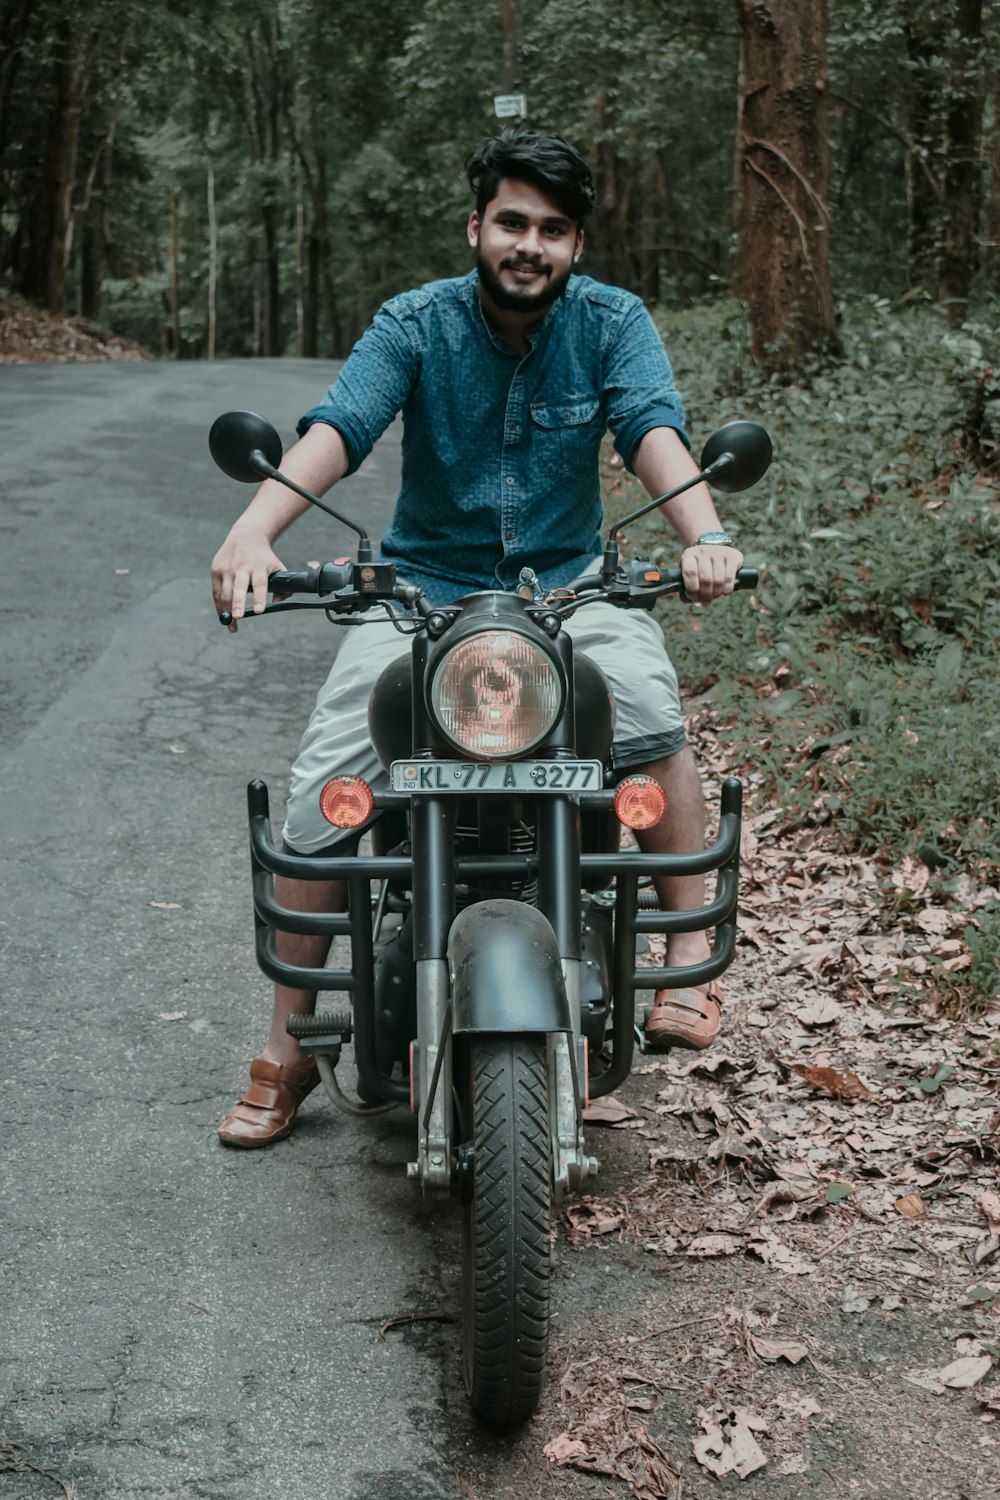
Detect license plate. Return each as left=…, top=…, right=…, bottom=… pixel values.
left=390, top=759, right=602, bottom=794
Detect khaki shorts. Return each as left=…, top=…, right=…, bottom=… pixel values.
left=283, top=602, right=686, bottom=853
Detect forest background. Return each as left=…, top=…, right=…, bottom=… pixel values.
left=2, top=0, right=998, bottom=1012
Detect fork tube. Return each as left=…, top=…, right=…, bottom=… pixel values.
left=536, top=796, right=580, bottom=962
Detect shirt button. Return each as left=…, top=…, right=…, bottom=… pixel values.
left=505, top=476, right=515, bottom=485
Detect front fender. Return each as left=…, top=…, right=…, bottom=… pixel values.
left=448, top=899, right=571, bottom=1034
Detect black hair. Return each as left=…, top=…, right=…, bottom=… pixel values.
left=465, top=128, right=595, bottom=226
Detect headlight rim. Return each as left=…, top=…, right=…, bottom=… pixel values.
left=425, top=620, right=567, bottom=760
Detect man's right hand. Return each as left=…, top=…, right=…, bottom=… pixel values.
left=211, top=525, right=285, bottom=632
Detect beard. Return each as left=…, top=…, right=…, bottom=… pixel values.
left=475, top=245, right=574, bottom=314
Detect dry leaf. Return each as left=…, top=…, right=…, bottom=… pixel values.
left=895, top=1194, right=927, bottom=1219
left=939, top=1356, right=994, bottom=1390
left=157, top=1010, right=187, bottom=1022
left=543, top=1433, right=591, bottom=1465
left=915, top=907, right=953, bottom=937
left=692, top=1407, right=768, bottom=1480
left=941, top=1356, right=995, bottom=1386
left=793, top=994, right=845, bottom=1026
left=979, top=1191, right=1000, bottom=1235
left=775, top=1393, right=822, bottom=1418
left=750, top=1335, right=809, bottom=1365
left=148, top=900, right=184, bottom=910
left=687, top=1233, right=744, bottom=1258
left=582, top=1096, right=638, bottom=1126
left=891, top=858, right=931, bottom=897
left=748, top=1231, right=816, bottom=1275
left=789, top=1063, right=871, bottom=1100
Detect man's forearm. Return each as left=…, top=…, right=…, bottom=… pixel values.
left=232, top=423, right=351, bottom=542
left=631, top=426, right=727, bottom=546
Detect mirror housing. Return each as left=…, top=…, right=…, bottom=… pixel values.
left=699, top=420, right=772, bottom=494
left=209, top=410, right=284, bottom=482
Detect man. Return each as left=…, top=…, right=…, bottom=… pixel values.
left=213, top=129, right=743, bottom=1147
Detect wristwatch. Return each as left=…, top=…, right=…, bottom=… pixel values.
left=695, top=530, right=735, bottom=546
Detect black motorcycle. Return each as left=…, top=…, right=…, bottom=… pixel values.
left=210, top=411, right=771, bottom=1427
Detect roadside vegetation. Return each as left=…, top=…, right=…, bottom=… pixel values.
left=606, top=293, right=1000, bottom=1015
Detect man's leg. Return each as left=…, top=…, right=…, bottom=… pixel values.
left=631, top=747, right=723, bottom=1050
left=631, top=746, right=711, bottom=968
left=218, top=618, right=406, bottom=1146
left=261, top=875, right=347, bottom=1068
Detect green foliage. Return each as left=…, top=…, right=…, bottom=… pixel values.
left=609, top=294, right=1000, bottom=910
left=12, top=0, right=986, bottom=354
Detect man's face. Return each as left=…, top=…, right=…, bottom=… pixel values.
left=468, top=178, right=583, bottom=316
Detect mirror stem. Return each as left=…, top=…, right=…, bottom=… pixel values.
left=608, top=454, right=735, bottom=544
left=248, top=450, right=371, bottom=548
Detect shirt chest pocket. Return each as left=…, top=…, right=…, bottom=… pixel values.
left=529, top=398, right=602, bottom=481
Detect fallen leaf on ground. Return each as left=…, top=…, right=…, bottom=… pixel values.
left=692, top=1407, right=768, bottom=1479
left=583, top=1096, right=639, bottom=1125
left=775, top=1393, right=822, bottom=1418
left=895, top=1193, right=927, bottom=1219
left=789, top=1063, right=871, bottom=1100
left=148, top=900, right=184, bottom=910
left=687, top=1234, right=745, bottom=1257
left=979, top=1191, right=1000, bottom=1235
left=938, top=1355, right=994, bottom=1389
left=794, top=995, right=845, bottom=1026
left=750, top=1335, right=809, bottom=1365
left=748, top=1233, right=816, bottom=1275
left=543, top=1433, right=591, bottom=1465
left=157, top=1011, right=187, bottom=1022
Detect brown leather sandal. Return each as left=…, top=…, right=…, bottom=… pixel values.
left=644, top=981, right=724, bottom=1052
left=217, top=1055, right=320, bottom=1148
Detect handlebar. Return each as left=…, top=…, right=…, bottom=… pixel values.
left=218, top=562, right=760, bottom=626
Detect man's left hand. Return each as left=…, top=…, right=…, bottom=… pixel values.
left=679, top=544, right=745, bottom=604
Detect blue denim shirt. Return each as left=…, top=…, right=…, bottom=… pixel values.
left=298, top=270, right=688, bottom=606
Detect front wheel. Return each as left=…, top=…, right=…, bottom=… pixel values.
left=461, top=1035, right=552, bottom=1427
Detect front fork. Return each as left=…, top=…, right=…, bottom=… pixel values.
left=408, top=790, right=594, bottom=1201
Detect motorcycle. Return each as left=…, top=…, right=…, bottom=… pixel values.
left=209, top=410, right=771, bottom=1427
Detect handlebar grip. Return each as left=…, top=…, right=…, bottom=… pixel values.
left=268, top=561, right=355, bottom=596
left=268, top=568, right=315, bottom=594
left=734, top=566, right=758, bottom=591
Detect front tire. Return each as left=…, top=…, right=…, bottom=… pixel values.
left=461, top=1035, right=552, bottom=1427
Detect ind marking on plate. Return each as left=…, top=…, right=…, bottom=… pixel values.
left=390, top=759, right=601, bottom=793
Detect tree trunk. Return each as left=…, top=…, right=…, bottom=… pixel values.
left=904, top=17, right=946, bottom=292
left=734, top=0, right=839, bottom=375
left=207, top=154, right=217, bottom=360
left=985, top=86, right=1000, bottom=291
left=168, top=185, right=181, bottom=357
left=592, top=86, right=631, bottom=290
left=20, top=18, right=91, bottom=311
left=937, top=0, right=984, bottom=324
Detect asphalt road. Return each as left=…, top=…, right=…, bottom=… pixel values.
left=0, top=360, right=630, bottom=1500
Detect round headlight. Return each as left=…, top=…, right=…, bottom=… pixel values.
left=429, top=629, right=563, bottom=757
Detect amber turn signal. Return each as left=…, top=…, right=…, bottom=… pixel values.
left=319, top=775, right=375, bottom=828
left=613, top=774, right=666, bottom=829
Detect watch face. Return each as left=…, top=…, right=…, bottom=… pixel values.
left=697, top=531, right=734, bottom=546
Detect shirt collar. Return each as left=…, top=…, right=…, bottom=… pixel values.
left=465, top=267, right=564, bottom=357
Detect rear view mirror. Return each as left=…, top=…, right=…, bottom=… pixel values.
left=699, top=421, right=772, bottom=493
left=209, top=410, right=283, bottom=482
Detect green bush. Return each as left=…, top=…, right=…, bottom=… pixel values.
left=607, top=294, right=1000, bottom=898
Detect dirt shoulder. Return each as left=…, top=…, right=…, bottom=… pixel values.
left=0, top=298, right=150, bottom=364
